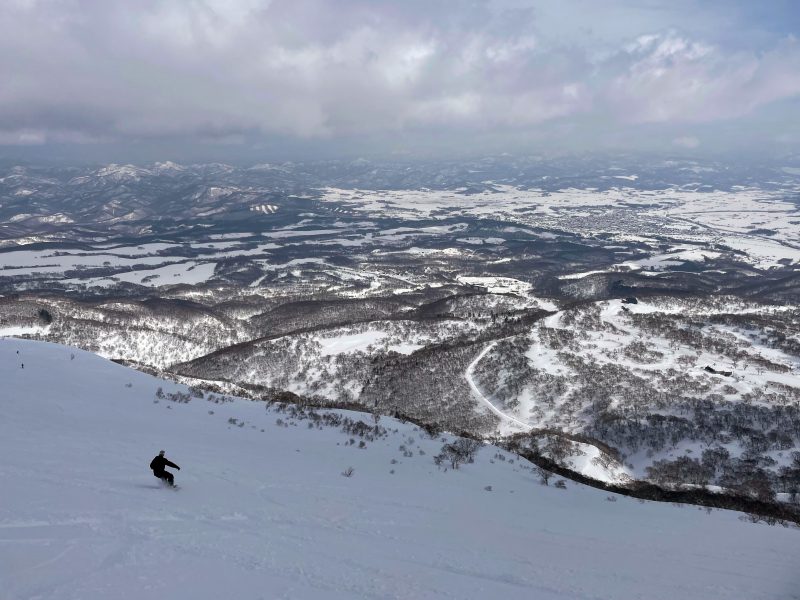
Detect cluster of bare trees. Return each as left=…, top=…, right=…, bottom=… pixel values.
left=646, top=449, right=800, bottom=503
left=434, top=439, right=482, bottom=469
left=269, top=402, right=391, bottom=441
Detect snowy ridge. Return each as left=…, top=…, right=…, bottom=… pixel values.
left=2, top=338, right=799, bottom=599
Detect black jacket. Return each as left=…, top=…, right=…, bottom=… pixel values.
left=150, top=455, right=180, bottom=472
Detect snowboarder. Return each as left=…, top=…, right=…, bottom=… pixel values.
left=150, top=450, right=180, bottom=486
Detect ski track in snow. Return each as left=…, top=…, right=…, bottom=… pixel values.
left=1, top=338, right=800, bottom=600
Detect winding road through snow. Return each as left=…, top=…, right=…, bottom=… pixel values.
left=465, top=340, right=634, bottom=483
left=465, top=342, right=532, bottom=433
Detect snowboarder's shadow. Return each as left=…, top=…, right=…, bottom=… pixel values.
left=133, top=483, right=165, bottom=490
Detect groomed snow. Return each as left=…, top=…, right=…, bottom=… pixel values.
left=0, top=324, right=51, bottom=337
left=456, top=275, right=531, bottom=295
left=317, top=330, right=421, bottom=356
left=2, top=339, right=799, bottom=600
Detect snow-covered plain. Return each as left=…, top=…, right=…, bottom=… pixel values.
left=2, top=338, right=799, bottom=599
left=4, top=184, right=798, bottom=295
left=322, top=185, right=800, bottom=270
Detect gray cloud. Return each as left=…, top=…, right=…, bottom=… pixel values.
left=1, top=0, right=799, bottom=158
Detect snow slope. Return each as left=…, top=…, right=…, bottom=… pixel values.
left=1, top=339, right=799, bottom=600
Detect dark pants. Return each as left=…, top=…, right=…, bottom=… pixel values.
left=153, top=470, right=174, bottom=485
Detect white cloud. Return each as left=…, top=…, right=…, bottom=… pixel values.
left=608, top=32, right=800, bottom=124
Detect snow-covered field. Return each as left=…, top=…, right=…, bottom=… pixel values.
left=2, top=338, right=799, bottom=599
left=0, top=233, right=435, bottom=296
left=316, top=329, right=422, bottom=356
left=453, top=276, right=558, bottom=310
left=3, top=183, right=799, bottom=295
left=323, top=185, right=800, bottom=270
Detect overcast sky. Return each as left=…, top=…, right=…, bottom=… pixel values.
left=2, top=0, right=800, bottom=162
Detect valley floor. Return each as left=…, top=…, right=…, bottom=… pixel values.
left=1, top=338, right=799, bottom=600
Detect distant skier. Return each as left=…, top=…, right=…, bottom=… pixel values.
left=150, top=450, right=180, bottom=486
